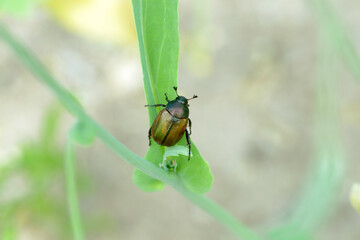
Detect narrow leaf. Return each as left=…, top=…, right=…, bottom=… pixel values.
left=142, top=0, right=179, bottom=104
left=131, top=0, right=213, bottom=193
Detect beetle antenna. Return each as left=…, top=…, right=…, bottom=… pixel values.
left=187, top=95, right=198, bottom=101
left=173, top=86, right=179, bottom=96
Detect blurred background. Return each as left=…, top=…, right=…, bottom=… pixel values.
left=1, top=0, right=360, bottom=239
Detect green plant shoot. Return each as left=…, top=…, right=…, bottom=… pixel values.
left=131, top=0, right=213, bottom=194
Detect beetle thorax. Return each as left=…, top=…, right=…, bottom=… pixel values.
left=165, top=98, right=189, bottom=119
left=175, top=96, right=188, bottom=105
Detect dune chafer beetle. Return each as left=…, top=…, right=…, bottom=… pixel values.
left=145, top=87, right=197, bottom=160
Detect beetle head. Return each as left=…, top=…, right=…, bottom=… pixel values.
left=173, top=86, right=198, bottom=106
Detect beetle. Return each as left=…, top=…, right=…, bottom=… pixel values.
left=145, top=87, right=198, bottom=160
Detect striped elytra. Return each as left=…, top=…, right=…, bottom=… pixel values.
left=151, top=108, right=188, bottom=146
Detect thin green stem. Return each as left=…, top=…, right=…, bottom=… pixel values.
left=0, top=24, right=262, bottom=240
left=173, top=180, right=262, bottom=240
left=0, top=25, right=85, bottom=119
left=307, top=0, right=360, bottom=82
left=266, top=25, right=345, bottom=240
left=65, top=135, right=84, bottom=240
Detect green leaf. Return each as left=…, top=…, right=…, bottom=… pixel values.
left=142, top=0, right=179, bottom=105
left=131, top=0, right=213, bottom=194
left=131, top=0, right=180, bottom=191
left=163, top=145, right=189, bottom=160
left=134, top=135, right=213, bottom=194
left=165, top=138, right=213, bottom=194
left=131, top=0, right=157, bottom=122
left=178, top=141, right=213, bottom=194
left=132, top=0, right=179, bottom=123
left=162, top=143, right=213, bottom=194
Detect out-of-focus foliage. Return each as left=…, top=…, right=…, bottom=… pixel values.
left=0, top=107, right=69, bottom=239
left=0, top=0, right=43, bottom=15
left=0, top=0, right=137, bottom=44
left=45, top=0, right=136, bottom=45
left=308, top=0, right=360, bottom=83
left=267, top=35, right=345, bottom=240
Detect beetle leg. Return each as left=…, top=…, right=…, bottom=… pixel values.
left=145, top=104, right=166, bottom=107
left=188, top=118, right=192, bottom=135
left=185, top=129, right=191, bottom=161
left=148, top=128, right=152, bottom=146
left=165, top=93, right=170, bottom=102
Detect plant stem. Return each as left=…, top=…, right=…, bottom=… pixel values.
left=0, top=24, right=262, bottom=240
left=172, top=179, right=262, bottom=240
left=266, top=23, right=345, bottom=240
left=307, top=0, right=360, bottom=82
left=65, top=136, right=84, bottom=240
